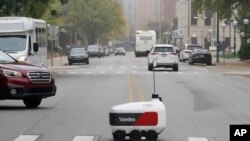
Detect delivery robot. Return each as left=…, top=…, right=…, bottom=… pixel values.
left=109, top=59, right=166, bottom=141
left=109, top=94, right=166, bottom=141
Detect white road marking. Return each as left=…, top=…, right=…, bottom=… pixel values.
left=188, top=137, right=208, bottom=141
left=85, top=72, right=92, bottom=74
left=116, top=71, right=123, bottom=74
left=193, top=72, right=199, bottom=74
left=131, top=71, right=138, bottom=74
left=69, top=72, right=77, bottom=74
left=72, top=136, right=95, bottom=141
left=14, top=135, right=39, bottom=141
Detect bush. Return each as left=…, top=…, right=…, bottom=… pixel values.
left=238, top=43, right=250, bottom=60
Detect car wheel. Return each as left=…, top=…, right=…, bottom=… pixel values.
left=189, top=61, right=193, bottom=65
left=173, top=65, right=178, bottom=71
left=207, top=61, right=212, bottom=65
left=86, top=59, right=89, bottom=64
left=23, top=97, right=42, bottom=108
left=148, top=64, right=153, bottom=71
left=69, top=61, right=72, bottom=65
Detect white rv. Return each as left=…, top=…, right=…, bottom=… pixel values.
left=135, top=30, right=156, bottom=57
left=0, top=17, right=48, bottom=66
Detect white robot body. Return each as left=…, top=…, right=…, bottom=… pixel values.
left=109, top=95, right=166, bottom=141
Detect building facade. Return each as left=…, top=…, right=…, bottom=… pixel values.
left=175, top=0, right=241, bottom=52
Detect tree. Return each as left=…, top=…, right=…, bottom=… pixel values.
left=63, top=0, right=126, bottom=44
left=193, top=0, right=250, bottom=20
left=0, top=0, right=53, bottom=18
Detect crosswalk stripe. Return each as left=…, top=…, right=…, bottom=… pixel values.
left=188, top=137, right=208, bottom=141
left=14, top=135, right=39, bottom=141
left=72, top=136, right=95, bottom=141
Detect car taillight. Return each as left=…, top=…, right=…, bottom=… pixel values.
left=150, top=52, right=159, bottom=55
left=171, top=52, right=177, bottom=55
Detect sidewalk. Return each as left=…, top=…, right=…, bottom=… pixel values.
left=207, top=57, right=250, bottom=77
left=47, top=55, right=79, bottom=70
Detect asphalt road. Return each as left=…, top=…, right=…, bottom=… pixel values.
left=0, top=52, right=250, bottom=141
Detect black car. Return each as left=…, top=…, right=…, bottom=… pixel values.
left=115, top=47, right=126, bottom=56
left=189, top=49, right=212, bottom=65
left=87, top=45, right=101, bottom=58
left=68, top=47, right=89, bottom=65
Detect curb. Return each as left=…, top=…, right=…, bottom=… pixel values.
left=48, top=66, right=79, bottom=70
left=223, top=72, right=250, bottom=78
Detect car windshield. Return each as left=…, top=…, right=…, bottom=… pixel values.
left=0, top=51, right=16, bottom=62
left=70, top=48, right=86, bottom=54
left=0, top=35, right=27, bottom=52
left=116, top=47, right=125, bottom=51
left=187, top=45, right=202, bottom=50
left=193, top=49, right=210, bottom=54
left=154, top=47, right=174, bottom=52
left=87, top=45, right=99, bottom=51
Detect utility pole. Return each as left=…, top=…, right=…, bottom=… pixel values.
left=158, top=0, right=162, bottom=44
left=216, top=13, right=220, bottom=63
left=187, top=0, right=190, bottom=44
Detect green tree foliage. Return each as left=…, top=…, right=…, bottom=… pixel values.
left=238, top=43, right=250, bottom=60
left=63, top=0, right=126, bottom=44
left=0, top=0, right=52, bottom=18
left=193, top=0, right=250, bottom=19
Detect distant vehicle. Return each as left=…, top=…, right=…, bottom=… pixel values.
left=68, top=47, right=89, bottom=65
left=173, top=46, right=181, bottom=58
left=189, top=49, right=212, bottom=65
left=87, top=45, right=101, bottom=58
left=115, top=47, right=126, bottom=56
left=0, top=50, right=56, bottom=108
left=148, top=44, right=179, bottom=71
left=179, top=44, right=202, bottom=62
left=135, top=30, right=156, bottom=57
left=0, top=17, right=48, bottom=66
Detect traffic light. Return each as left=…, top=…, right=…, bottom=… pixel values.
left=60, top=0, right=68, bottom=4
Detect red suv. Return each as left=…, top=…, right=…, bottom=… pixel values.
left=0, top=51, right=56, bottom=108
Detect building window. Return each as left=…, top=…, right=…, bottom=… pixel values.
left=191, top=37, right=197, bottom=44
left=191, top=1, right=197, bottom=25
left=205, top=9, right=212, bottom=26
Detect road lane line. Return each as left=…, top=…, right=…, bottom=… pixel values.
left=116, top=71, right=122, bottom=74
left=14, top=135, right=39, bottom=141
left=131, top=71, right=138, bottom=74
left=188, top=137, right=208, bottom=141
left=133, top=74, right=145, bottom=101
left=72, top=136, right=95, bottom=141
left=128, top=74, right=135, bottom=102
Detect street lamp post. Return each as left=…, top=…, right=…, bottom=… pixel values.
left=222, top=23, right=226, bottom=65
left=233, top=20, right=238, bottom=57
left=243, top=19, right=249, bottom=44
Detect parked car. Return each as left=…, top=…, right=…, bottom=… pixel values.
left=68, top=47, right=89, bottom=65
left=148, top=44, right=179, bottom=71
left=189, top=49, right=212, bottom=65
left=87, top=45, right=101, bottom=58
left=0, top=50, right=56, bottom=108
left=115, top=47, right=126, bottom=56
left=180, top=44, right=202, bottom=62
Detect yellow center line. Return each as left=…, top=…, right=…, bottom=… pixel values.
left=134, top=74, right=145, bottom=102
